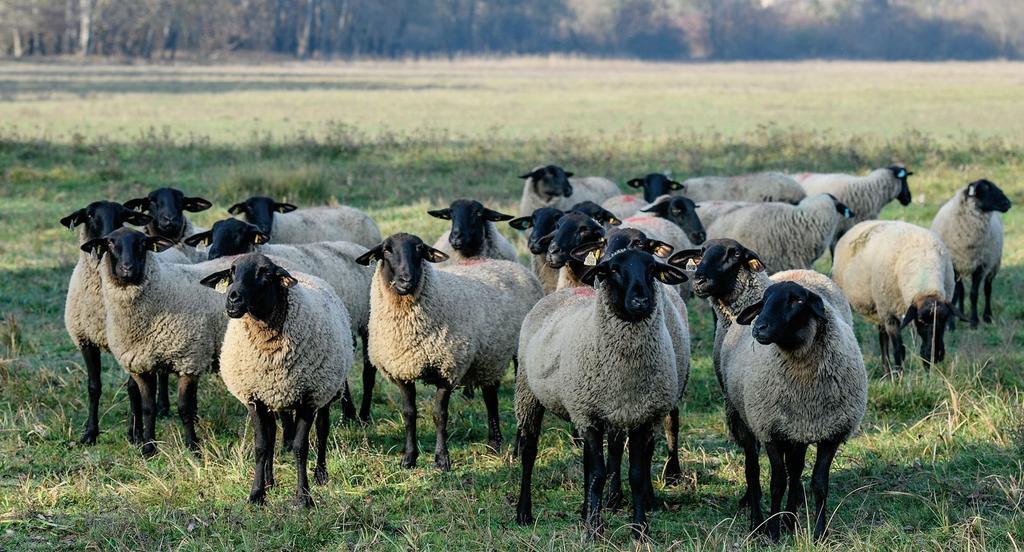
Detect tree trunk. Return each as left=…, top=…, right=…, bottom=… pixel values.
left=12, top=29, right=23, bottom=58
left=296, top=0, right=317, bottom=58
left=79, top=0, right=94, bottom=55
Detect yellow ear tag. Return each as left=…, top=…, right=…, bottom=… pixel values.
left=254, top=234, right=267, bottom=245
left=748, top=259, right=765, bottom=272
left=214, top=279, right=229, bottom=294
left=584, top=249, right=601, bottom=266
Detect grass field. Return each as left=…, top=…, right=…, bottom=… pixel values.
left=1, top=59, right=1022, bottom=550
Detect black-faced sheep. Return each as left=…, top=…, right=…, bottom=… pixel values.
left=509, top=207, right=565, bottom=294
left=228, top=196, right=382, bottom=249
left=517, top=165, right=620, bottom=218
left=428, top=199, right=518, bottom=262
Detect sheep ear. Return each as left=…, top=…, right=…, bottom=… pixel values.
left=227, top=202, right=246, bottom=215
left=183, top=196, right=212, bottom=212
left=640, top=201, right=668, bottom=216
left=80, top=238, right=108, bottom=256
left=200, top=269, right=231, bottom=291
left=564, top=172, right=574, bottom=178
left=900, top=305, right=918, bottom=329
left=273, top=202, right=297, bottom=213
left=535, top=231, right=555, bottom=249
left=563, top=183, right=573, bottom=197
left=251, top=231, right=270, bottom=245
left=746, top=254, right=766, bottom=273
left=508, top=216, right=534, bottom=230
left=669, top=180, right=684, bottom=191
left=124, top=210, right=153, bottom=226
left=570, top=240, right=605, bottom=265
left=735, top=300, right=764, bottom=326
left=122, top=197, right=149, bottom=211
left=427, top=208, right=452, bottom=220
left=518, top=171, right=537, bottom=179
left=807, top=292, right=827, bottom=321
left=668, top=248, right=702, bottom=268
left=580, top=264, right=608, bottom=286
left=183, top=231, right=212, bottom=247
left=60, top=209, right=87, bottom=229
left=423, top=246, right=449, bottom=264
left=645, top=240, right=674, bottom=258
left=276, top=266, right=298, bottom=288
left=484, top=208, right=514, bottom=222
left=654, top=264, right=688, bottom=285
left=626, top=178, right=644, bottom=189
left=355, top=244, right=383, bottom=266
left=146, top=236, right=176, bottom=253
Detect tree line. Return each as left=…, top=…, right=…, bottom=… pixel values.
left=1, top=0, right=1020, bottom=61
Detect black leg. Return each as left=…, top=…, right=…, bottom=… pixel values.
left=263, top=409, right=277, bottom=488
left=358, top=328, right=375, bottom=423
left=247, top=402, right=270, bottom=504
left=953, top=276, right=965, bottom=316
left=663, top=407, right=682, bottom=486
left=482, top=384, right=502, bottom=452
left=177, top=373, right=200, bottom=454
left=339, top=381, right=357, bottom=423
left=642, top=430, right=657, bottom=511
left=157, top=371, right=171, bottom=418
left=877, top=325, right=891, bottom=376
left=784, top=442, right=808, bottom=533
left=126, top=376, right=143, bottom=444
left=515, top=405, right=544, bottom=525
left=764, top=442, right=787, bottom=541
left=983, top=274, right=995, bottom=324
left=581, top=425, right=607, bottom=539
left=79, top=342, right=102, bottom=445
left=627, top=426, right=653, bottom=540
left=969, top=267, right=983, bottom=328
left=811, top=439, right=840, bottom=541
left=313, top=403, right=331, bottom=485
left=292, top=403, right=316, bottom=508
left=580, top=426, right=591, bottom=520
left=279, top=411, right=295, bottom=454
left=890, top=325, right=906, bottom=370
left=605, top=430, right=625, bottom=511
left=433, top=383, right=453, bottom=471
left=398, top=380, right=418, bottom=469
left=133, top=372, right=159, bottom=457
left=742, top=436, right=763, bottom=531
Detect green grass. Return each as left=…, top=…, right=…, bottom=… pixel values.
left=1, top=60, right=1023, bottom=550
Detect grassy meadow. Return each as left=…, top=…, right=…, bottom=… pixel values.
left=0, top=60, right=1022, bottom=550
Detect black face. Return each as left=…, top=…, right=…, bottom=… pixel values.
left=581, top=249, right=687, bottom=322
left=902, top=298, right=953, bottom=364
left=641, top=196, right=706, bottom=245
left=519, top=165, right=574, bottom=201
left=354, top=233, right=449, bottom=296
left=627, top=173, right=684, bottom=203
left=668, top=239, right=766, bottom=299
left=965, top=179, right=1012, bottom=213
left=124, top=188, right=212, bottom=240
left=569, top=201, right=621, bottom=227
left=825, top=193, right=856, bottom=219
left=184, top=218, right=269, bottom=260
left=543, top=212, right=605, bottom=270
left=61, top=201, right=152, bottom=240
left=80, top=228, right=175, bottom=287
left=227, top=196, right=297, bottom=236
left=735, top=282, right=826, bottom=350
left=427, top=199, right=514, bottom=255
left=888, top=166, right=913, bottom=206
left=201, top=253, right=297, bottom=321
left=509, top=207, right=564, bottom=255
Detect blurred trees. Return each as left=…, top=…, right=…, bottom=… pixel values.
left=0, top=0, right=1019, bottom=60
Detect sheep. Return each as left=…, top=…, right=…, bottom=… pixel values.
left=82, top=227, right=232, bottom=456
left=798, top=166, right=914, bottom=251
left=692, top=200, right=752, bottom=228
left=681, top=172, right=806, bottom=204
left=832, top=220, right=959, bottom=372
left=704, top=194, right=855, bottom=273
left=509, top=207, right=564, bottom=294
left=228, top=196, right=382, bottom=249
left=124, top=187, right=212, bottom=262
left=427, top=199, right=518, bottom=262
left=621, top=194, right=707, bottom=251
left=601, top=174, right=686, bottom=221
left=568, top=200, right=622, bottom=228
left=517, top=164, right=620, bottom=218
left=515, top=249, right=688, bottom=539
left=930, top=179, right=1012, bottom=328
left=535, top=212, right=608, bottom=291
left=355, top=233, right=543, bottom=471
left=184, top=218, right=374, bottom=421
left=200, top=254, right=351, bottom=508
left=720, top=281, right=867, bottom=541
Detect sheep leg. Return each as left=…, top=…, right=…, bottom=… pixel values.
left=176, top=373, right=200, bottom=454
left=891, top=329, right=906, bottom=369
left=811, top=439, right=840, bottom=541
left=605, top=430, right=625, bottom=511
left=432, top=383, right=453, bottom=471
left=482, top=384, right=502, bottom=452
left=339, top=381, right=357, bottom=423
left=279, top=411, right=295, bottom=455
left=133, top=372, right=159, bottom=457
left=764, top=441, right=787, bottom=541
left=515, top=405, right=544, bottom=526
left=953, top=276, right=965, bottom=315
left=627, top=426, right=653, bottom=540
left=358, top=328, right=375, bottom=423
left=729, top=409, right=763, bottom=530
left=125, top=376, right=143, bottom=444
left=398, top=381, right=419, bottom=469
left=292, top=403, right=316, bottom=508
left=662, top=407, right=683, bottom=486
left=783, top=442, right=808, bottom=533
left=581, top=426, right=607, bottom=539
left=262, top=409, right=277, bottom=488
left=969, top=267, right=983, bottom=328
left=247, top=402, right=270, bottom=505
left=313, top=403, right=330, bottom=485
left=643, top=429, right=658, bottom=511
left=983, top=275, right=994, bottom=323
left=79, top=342, right=102, bottom=445
left=156, top=371, right=171, bottom=418
left=877, top=325, right=892, bottom=376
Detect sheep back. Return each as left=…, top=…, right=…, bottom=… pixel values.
left=270, top=206, right=382, bottom=248
left=682, top=173, right=806, bottom=203
left=801, top=168, right=903, bottom=236
left=601, top=194, right=645, bottom=220
left=518, top=176, right=621, bottom=216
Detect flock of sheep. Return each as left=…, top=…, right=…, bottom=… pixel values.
left=60, top=165, right=1012, bottom=541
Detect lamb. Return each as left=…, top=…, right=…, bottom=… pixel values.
left=720, top=281, right=867, bottom=541
left=82, top=227, right=232, bottom=456
left=228, top=196, right=382, bottom=249
left=704, top=194, right=855, bottom=273
left=930, top=179, right=1012, bottom=328
left=799, top=166, right=913, bottom=250
left=515, top=249, right=688, bottom=539
left=509, top=207, right=564, bottom=294
left=681, top=172, right=806, bottom=204
left=355, top=233, right=543, bottom=471
left=124, top=187, right=212, bottom=262
left=517, top=164, right=620, bottom=218
left=184, top=218, right=374, bottom=421
left=832, top=220, right=959, bottom=372
left=428, top=199, right=518, bottom=262
left=200, top=254, right=351, bottom=508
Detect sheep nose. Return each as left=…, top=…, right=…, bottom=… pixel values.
left=228, top=289, right=241, bottom=301
left=693, top=231, right=706, bottom=244
left=629, top=296, right=650, bottom=310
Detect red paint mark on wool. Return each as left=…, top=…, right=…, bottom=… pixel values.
left=624, top=216, right=646, bottom=223
left=458, top=258, right=487, bottom=266
left=573, top=287, right=596, bottom=297
left=622, top=196, right=637, bottom=202
left=793, top=172, right=812, bottom=182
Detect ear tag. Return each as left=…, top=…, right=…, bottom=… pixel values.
left=196, top=240, right=206, bottom=252
left=656, top=271, right=670, bottom=283
left=584, top=250, right=601, bottom=266
left=748, top=259, right=765, bottom=272
left=214, top=279, right=229, bottom=294
left=685, top=258, right=700, bottom=270
left=150, top=243, right=164, bottom=252
left=609, top=217, right=621, bottom=226
left=898, top=169, right=907, bottom=178
left=967, top=186, right=976, bottom=197
left=254, top=234, right=267, bottom=245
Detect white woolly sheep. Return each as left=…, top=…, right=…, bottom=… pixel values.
left=517, top=165, right=620, bottom=219
left=833, top=220, right=958, bottom=372
left=228, top=196, right=382, bottom=248
left=515, top=249, right=688, bottom=540
left=428, top=199, right=519, bottom=262
left=200, top=254, right=352, bottom=508
left=930, top=179, right=1012, bottom=328
left=356, top=233, right=542, bottom=471
left=681, top=172, right=806, bottom=204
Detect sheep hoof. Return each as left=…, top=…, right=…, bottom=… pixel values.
left=434, top=453, right=452, bottom=472
left=80, top=429, right=99, bottom=445
left=983, top=314, right=993, bottom=324
left=487, top=437, right=503, bottom=454
left=970, top=317, right=980, bottom=329
left=663, top=461, right=683, bottom=487
left=515, top=509, right=534, bottom=526
left=186, top=439, right=202, bottom=456
left=248, top=489, right=266, bottom=505
left=295, top=492, right=314, bottom=509
left=605, top=490, right=623, bottom=511
left=400, top=453, right=418, bottom=469
left=141, top=442, right=158, bottom=458
left=314, top=467, right=328, bottom=486
left=156, top=406, right=171, bottom=419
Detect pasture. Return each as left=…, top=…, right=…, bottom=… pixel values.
left=1, top=60, right=1022, bottom=550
